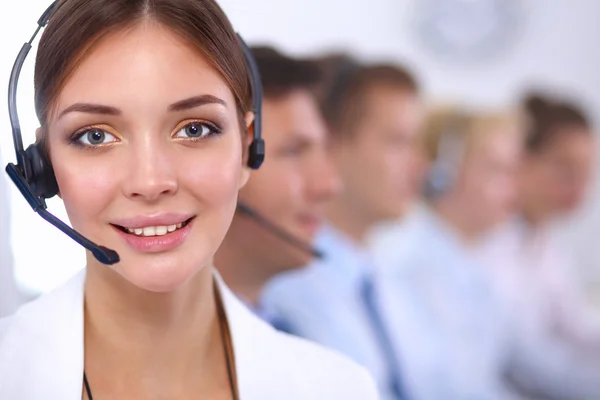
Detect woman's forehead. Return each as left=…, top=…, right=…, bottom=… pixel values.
left=52, top=23, right=235, bottom=119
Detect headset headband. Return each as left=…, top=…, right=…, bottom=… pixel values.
left=8, top=0, right=264, bottom=184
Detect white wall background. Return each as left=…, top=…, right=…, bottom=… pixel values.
left=1, top=0, right=599, bottom=302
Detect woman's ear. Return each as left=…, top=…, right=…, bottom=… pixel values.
left=238, top=111, right=255, bottom=189
left=35, top=127, right=43, bottom=142
left=239, top=166, right=250, bottom=189
left=244, top=111, right=255, bottom=147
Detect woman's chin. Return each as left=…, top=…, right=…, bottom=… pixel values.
left=118, top=257, right=206, bottom=293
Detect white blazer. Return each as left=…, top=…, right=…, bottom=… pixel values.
left=0, top=269, right=378, bottom=399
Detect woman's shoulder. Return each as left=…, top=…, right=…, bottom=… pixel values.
left=0, top=270, right=86, bottom=352
left=217, top=276, right=379, bottom=399
left=0, top=271, right=86, bottom=399
left=239, top=323, right=380, bottom=399
left=267, top=329, right=379, bottom=398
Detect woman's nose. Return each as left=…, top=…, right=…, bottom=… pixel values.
left=122, top=138, right=178, bottom=202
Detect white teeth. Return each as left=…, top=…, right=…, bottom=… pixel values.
left=142, top=226, right=156, bottom=237
left=124, top=223, right=186, bottom=237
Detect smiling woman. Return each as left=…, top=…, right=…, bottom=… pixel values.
left=0, top=1, right=378, bottom=399
left=44, top=16, right=247, bottom=294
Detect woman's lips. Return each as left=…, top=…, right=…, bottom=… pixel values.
left=112, top=217, right=194, bottom=253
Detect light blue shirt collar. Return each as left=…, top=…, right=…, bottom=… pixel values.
left=315, top=223, right=374, bottom=293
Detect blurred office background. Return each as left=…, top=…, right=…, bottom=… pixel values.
left=1, top=0, right=598, bottom=303
left=2, top=1, right=600, bottom=399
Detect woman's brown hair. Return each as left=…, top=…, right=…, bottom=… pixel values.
left=34, top=0, right=252, bottom=131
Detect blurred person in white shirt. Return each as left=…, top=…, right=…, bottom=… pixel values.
left=476, top=93, right=600, bottom=399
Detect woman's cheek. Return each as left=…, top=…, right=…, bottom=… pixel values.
left=53, top=155, right=121, bottom=230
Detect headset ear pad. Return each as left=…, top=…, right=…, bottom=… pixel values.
left=25, top=142, right=59, bottom=199
left=424, top=164, right=453, bottom=199
left=247, top=137, right=265, bottom=169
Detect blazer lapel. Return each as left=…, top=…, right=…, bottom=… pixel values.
left=214, top=272, right=279, bottom=400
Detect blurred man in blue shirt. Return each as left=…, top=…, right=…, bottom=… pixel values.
left=262, top=60, right=425, bottom=400
left=215, top=47, right=340, bottom=327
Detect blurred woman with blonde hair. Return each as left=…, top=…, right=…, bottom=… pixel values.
left=369, top=105, right=525, bottom=399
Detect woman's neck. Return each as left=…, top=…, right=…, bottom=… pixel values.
left=83, top=262, right=230, bottom=398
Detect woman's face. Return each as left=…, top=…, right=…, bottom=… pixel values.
left=45, top=23, right=249, bottom=292
left=458, top=127, right=522, bottom=231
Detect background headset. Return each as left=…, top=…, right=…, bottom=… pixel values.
left=423, top=111, right=470, bottom=200
left=5, top=0, right=265, bottom=266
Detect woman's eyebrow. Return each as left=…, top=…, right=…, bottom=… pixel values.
left=57, top=95, right=227, bottom=120
left=169, top=94, right=227, bottom=112
left=58, top=103, right=121, bottom=119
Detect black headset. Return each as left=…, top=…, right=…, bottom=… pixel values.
left=423, top=112, right=470, bottom=200
left=5, top=0, right=265, bottom=265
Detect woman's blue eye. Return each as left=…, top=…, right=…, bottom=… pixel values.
left=76, top=129, right=117, bottom=146
left=174, top=122, right=219, bottom=139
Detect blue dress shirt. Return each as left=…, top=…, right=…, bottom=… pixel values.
left=262, top=224, right=408, bottom=400
left=369, top=207, right=520, bottom=400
